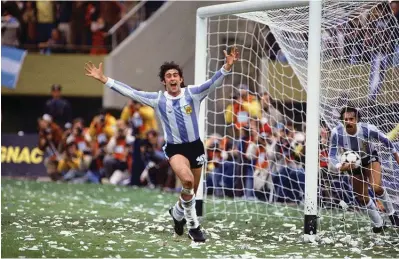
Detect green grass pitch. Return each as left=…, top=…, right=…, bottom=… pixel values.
left=2, top=179, right=398, bottom=258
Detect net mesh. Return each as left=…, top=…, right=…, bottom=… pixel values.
left=203, top=0, right=399, bottom=243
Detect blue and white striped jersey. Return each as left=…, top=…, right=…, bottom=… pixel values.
left=105, top=67, right=230, bottom=144
left=329, top=122, right=398, bottom=167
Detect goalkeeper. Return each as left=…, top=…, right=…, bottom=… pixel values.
left=329, top=106, right=399, bottom=233
left=84, top=47, right=239, bottom=242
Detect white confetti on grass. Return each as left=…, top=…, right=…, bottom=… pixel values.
left=59, top=231, right=76, bottom=236
left=50, top=245, right=72, bottom=252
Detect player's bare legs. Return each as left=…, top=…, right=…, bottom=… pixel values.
left=192, top=167, right=202, bottom=195
left=367, top=162, right=398, bottom=226
left=352, top=173, right=384, bottom=232
left=169, top=155, right=205, bottom=242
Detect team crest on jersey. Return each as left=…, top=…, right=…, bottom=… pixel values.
left=183, top=105, right=193, bottom=115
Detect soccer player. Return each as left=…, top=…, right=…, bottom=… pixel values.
left=329, top=106, right=399, bottom=233
left=84, top=47, right=239, bottom=242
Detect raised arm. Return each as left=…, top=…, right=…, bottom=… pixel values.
left=188, top=47, right=239, bottom=101
left=85, top=62, right=159, bottom=108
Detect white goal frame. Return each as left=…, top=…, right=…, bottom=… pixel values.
left=194, top=0, right=322, bottom=237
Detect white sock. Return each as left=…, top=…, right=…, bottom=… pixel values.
left=180, top=196, right=200, bottom=229
left=363, top=199, right=384, bottom=228
left=376, top=188, right=395, bottom=216
left=172, top=201, right=184, bottom=221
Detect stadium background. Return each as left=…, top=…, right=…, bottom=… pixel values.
left=1, top=0, right=308, bottom=178
left=1, top=1, right=399, bottom=258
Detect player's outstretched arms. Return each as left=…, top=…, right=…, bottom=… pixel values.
left=188, top=47, right=239, bottom=101
left=85, top=62, right=159, bottom=108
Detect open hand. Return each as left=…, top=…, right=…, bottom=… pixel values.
left=223, top=46, right=239, bottom=71
left=85, top=62, right=107, bottom=84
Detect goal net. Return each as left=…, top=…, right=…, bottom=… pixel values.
left=201, top=0, right=399, bottom=243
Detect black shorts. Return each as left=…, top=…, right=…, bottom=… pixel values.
left=164, top=138, right=206, bottom=169
left=351, top=150, right=380, bottom=175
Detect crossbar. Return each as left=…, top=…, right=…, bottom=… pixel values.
left=197, top=0, right=309, bottom=18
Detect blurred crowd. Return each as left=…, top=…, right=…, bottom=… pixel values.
left=1, top=1, right=165, bottom=54
left=204, top=84, right=307, bottom=202
left=204, top=83, right=399, bottom=209
left=37, top=84, right=175, bottom=190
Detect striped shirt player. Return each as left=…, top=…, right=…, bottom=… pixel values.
left=329, top=106, right=399, bottom=232
left=329, top=122, right=398, bottom=170
left=105, top=68, right=228, bottom=146
left=84, top=47, right=239, bottom=242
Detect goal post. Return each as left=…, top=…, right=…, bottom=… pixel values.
left=194, top=0, right=319, bottom=233
left=303, top=0, right=322, bottom=237
left=194, top=0, right=399, bottom=242
left=194, top=13, right=208, bottom=217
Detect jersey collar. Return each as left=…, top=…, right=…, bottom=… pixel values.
left=164, top=88, right=186, bottom=100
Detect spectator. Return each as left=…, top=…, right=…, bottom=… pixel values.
left=37, top=114, right=63, bottom=181
left=318, top=126, right=335, bottom=207
left=260, top=91, right=283, bottom=129
left=2, top=10, right=21, bottom=46
left=104, top=120, right=134, bottom=184
left=57, top=139, right=86, bottom=183
left=88, top=112, right=115, bottom=151
left=83, top=2, right=98, bottom=47
left=224, top=84, right=261, bottom=134
left=90, top=15, right=108, bottom=55
left=61, top=122, right=73, bottom=151
left=21, top=1, right=36, bottom=45
left=273, top=122, right=305, bottom=203
left=38, top=28, right=66, bottom=54
left=70, top=1, right=87, bottom=50
left=98, top=108, right=117, bottom=129
left=66, top=118, right=92, bottom=171
left=100, top=1, right=128, bottom=45
left=36, top=0, right=55, bottom=43
left=121, top=100, right=158, bottom=139
left=139, top=130, right=169, bottom=188
left=55, top=1, right=72, bottom=45
left=246, top=131, right=276, bottom=201
left=44, top=84, right=72, bottom=127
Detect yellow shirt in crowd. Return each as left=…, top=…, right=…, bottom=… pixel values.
left=57, top=150, right=84, bottom=172
left=120, top=105, right=158, bottom=138
left=36, top=1, right=54, bottom=23
left=225, top=96, right=261, bottom=125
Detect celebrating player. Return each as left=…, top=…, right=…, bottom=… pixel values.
left=84, top=47, right=239, bottom=242
left=329, top=106, right=399, bottom=233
